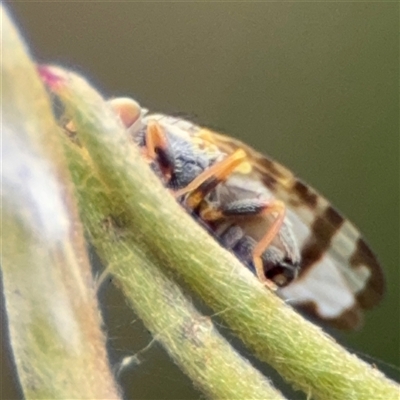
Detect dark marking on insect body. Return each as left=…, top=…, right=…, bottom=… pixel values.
left=351, top=238, right=385, bottom=308
left=324, top=206, right=345, bottom=228
left=291, top=180, right=319, bottom=209
left=221, top=200, right=266, bottom=217
left=260, top=173, right=278, bottom=191
left=258, top=157, right=289, bottom=182
left=300, top=206, right=345, bottom=273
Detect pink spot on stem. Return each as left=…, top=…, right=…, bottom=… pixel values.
left=37, top=65, right=65, bottom=90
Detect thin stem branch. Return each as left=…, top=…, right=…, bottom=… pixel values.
left=1, top=8, right=120, bottom=399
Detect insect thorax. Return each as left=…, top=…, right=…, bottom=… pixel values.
left=135, top=118, right=301, bottom=287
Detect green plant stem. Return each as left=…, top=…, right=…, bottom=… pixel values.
left=49, top=66, right=400, bottom=400
left=0, top=7, right=120, bottom=399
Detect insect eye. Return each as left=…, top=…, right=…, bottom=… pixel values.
left=108, top=97, right=143, bottom=131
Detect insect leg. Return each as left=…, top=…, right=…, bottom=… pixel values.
left=201, top=199, right=286, bottom=289
left=252, top=201, right=286, bottom=289
left=174, top=149, right=247, bottom=208
left=144, top=122, right=247, bottom=206
left=144, top=121, right=169, bottom=161
left=141, top=121, right=179, bottom=182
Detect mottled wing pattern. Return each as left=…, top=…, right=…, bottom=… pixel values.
left=146, top=114, right=385, bottom=330
left=200, top=129, right=385, bottom=330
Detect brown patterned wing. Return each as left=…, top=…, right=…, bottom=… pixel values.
left=202, top=129, right=385, bottom=330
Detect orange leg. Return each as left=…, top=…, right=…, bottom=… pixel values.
left=201, top=199, right=286, bottom=290
left=174, top=149, right=247, bottom=208
left=142, top=121, right=248, bottom=207
left=143, top=121, right=247, bottom=203
left=141, top=121, right=175, bottom=182
left=252, top=201, right=286, bottom=290
left=144, top=121, right=169, bottom=161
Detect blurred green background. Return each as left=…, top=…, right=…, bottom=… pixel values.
left=2, top=3, right=399, bottom=399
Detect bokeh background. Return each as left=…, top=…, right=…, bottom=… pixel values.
left=2, top=3, right=399, bottom=399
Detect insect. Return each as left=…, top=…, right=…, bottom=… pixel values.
left=109, top=97, right=385, bottom=330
